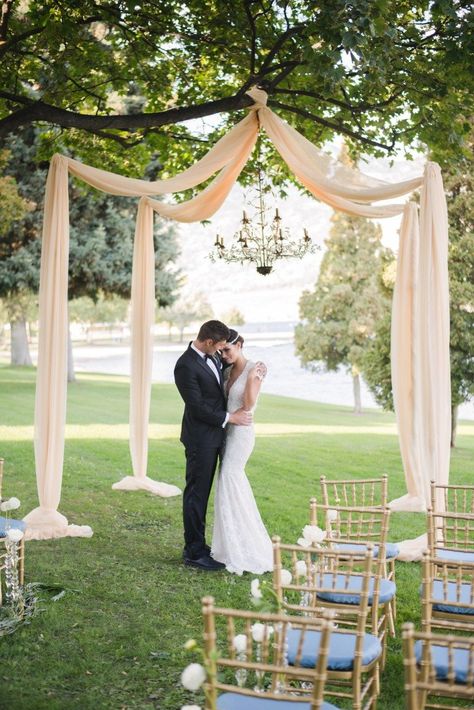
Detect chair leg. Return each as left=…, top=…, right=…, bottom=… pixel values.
left=380, top=610, right=388, bottom=670
left=19, top=539, right=25, bottom=585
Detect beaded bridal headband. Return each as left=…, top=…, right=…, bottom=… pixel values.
left=228, top=332, right=240, bottom=344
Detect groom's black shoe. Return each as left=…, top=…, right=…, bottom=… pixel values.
left=184, top=555, right=225, bottom=571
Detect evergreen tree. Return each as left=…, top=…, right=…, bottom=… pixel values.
left=0, top=128, right=180, bottom=368
left=295, top=211, right=390, bottom=413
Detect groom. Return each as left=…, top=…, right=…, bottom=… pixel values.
left=174, top=320, right=252, bottom=571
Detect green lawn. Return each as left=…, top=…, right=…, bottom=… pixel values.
left=0, top=365, right=473, bottom=709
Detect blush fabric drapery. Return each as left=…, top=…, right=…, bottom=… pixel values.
left=24, top=87, right=450, bottom=559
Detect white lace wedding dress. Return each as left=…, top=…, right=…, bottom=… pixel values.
left=211, top=360, right=273, bottom=575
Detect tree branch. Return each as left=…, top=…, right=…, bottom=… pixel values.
left=0, top=92, right=256, bottom=139
left=273, top=87, right=404, bottom=113
left=0, top=0, right=14, bottom=43
left=259, top=22, right=306, bottom=73
left=244, top=0, right=257, bottom=75
left=268, top=99, right=395, bottom=151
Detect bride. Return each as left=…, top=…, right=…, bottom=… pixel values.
left=211, top=329, right=273, bottom=575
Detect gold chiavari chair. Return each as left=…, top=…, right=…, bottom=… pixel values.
left=319, top=477, right=398, bottom=620
left=320, top=475, right=388, bottom=509
left=421, top=551, right=474, bottom=635
left=430, top=480, right=474, bottom=515
left=403, top=622, right=474, bottom=709
left=427, top=508, right=474, bottom=564
left=0, top=457, right=26, bottom=595
left=201, top=596, right=340, bottom=710
left=272, top=538, right=381, bottom=710
left=311, top=500, right=396, bottom=642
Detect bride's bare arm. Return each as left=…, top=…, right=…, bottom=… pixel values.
left=243, top=362, right=266, bottom=410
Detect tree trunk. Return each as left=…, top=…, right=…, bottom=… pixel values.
left=10, top=318, right=32, bottom=365
left=352, top=371, right=362, bottom=415
left=451, top=404, right=458, bottom=448
left=67, top=324, right=76, bottom=383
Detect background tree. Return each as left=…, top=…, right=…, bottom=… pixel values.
left=0, top=1, right=472, bottom=176
left=0, top=127, right=181, bottom=370
left=0, top=149, right=30, bottom=234
left=295, top=210, right=390, bottom=413
left=220, top=308, right=246, bottom=327
left=0, top=127, right=46, bottom=365
left=159, top=292, right=213, bottom=342
left=68, top=294, right=130, bottom=342
left=362, top=160, right=474, bottom=445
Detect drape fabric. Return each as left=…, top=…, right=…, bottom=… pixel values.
left=24, top=87, right=450, bottom=559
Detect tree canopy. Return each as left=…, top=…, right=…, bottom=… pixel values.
left=295, top=208, right=390, bottom=412
left=1, top=1, right=473, bottom=176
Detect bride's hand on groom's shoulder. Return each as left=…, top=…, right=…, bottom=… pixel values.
left=253, top=361, right=267, bottom=381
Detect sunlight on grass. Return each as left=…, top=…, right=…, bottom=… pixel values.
left=1, top=421, right=473, bottom=442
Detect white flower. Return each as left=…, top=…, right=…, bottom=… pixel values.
left=295, top=560, right=307, bottom=577
left=251, top=623, right=274, bottom=643
left=232, top=634, right=247, bottom=654
left=184, top=639, right=197, bottom=651
left=251, top=578, right=262, bottom=599
left=6, top=528, right=24, bottom=542
left=297, top=537, right=311, bottom=548
left=181, top=663, right=206, bottom=691
left=327, top=509, right=338, bottom=522
left=0, top=497, right=21, bottom=512
left=302, top=525, right=326, bottom=545
left=280, top=568, right=292, bottom=586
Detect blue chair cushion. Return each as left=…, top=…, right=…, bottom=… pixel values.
left=287, top=628, right=381, bottom=671
left=217, top=694, right=340, bottom=709
left=316, top=573, right=396, bottom=605
left=336, top=542, right=400, bottom=559
left=415, top=640, right=471, bottom=684
left=0, top=516, right=26, bottom=538
left=435, top=548, right=474, bottom=564
left=421, top=580, right=474, bottom=615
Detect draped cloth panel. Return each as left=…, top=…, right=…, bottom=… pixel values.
left=24, top=87, right=450, bottom=553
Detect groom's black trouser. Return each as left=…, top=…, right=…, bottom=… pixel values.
left=183, top=445, right=220, bottom=559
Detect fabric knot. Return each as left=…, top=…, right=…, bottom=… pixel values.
left=245, top=86, right=268, bottom=111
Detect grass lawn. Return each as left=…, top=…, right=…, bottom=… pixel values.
left=0, top=365, right=473, bottom=709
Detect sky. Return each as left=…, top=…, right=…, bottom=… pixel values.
left=174, top=151, right=426, bottom=323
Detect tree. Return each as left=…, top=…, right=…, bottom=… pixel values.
left=295, top=211, right=390, bottom=413
left=221, top=308, right=246, bottom=327
left=0, top=127, right=46, bottom=365
left=0, top=149, right=30, bottom=235
left=0, top=1, right=472, bottom=174
left=362, top=163, right=474, bottom=446
left=0, top=127, right=181, bottom=369
left=159, top=292, right=213, bottom=342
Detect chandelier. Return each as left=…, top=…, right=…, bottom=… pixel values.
left=209, top=170, right=318, bottom=275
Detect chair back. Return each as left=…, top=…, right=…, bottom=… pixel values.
left=201, top=596, right=334, bottom=709
left=427, top=508, right=474, bottom=556
left=272, top=537, right=374, bottom=664
left=430, top=480, right=474, bottom=515
left=421, top=551, right=474, bottom=634
left=310, top=500, right=390, bottom=566
left=403, top=622, right=474, bottom=710
left=320, top=474, right=388, bottom=508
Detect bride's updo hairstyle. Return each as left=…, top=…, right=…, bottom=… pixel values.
left=227, top=329, right=244, bottom=347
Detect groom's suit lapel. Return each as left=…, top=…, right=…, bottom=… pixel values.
left=188, top=344, right=225, bottom=393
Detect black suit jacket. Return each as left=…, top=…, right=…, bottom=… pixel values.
left=174, top=344, right=227, bottom=449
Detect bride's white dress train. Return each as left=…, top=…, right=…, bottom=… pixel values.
left=211, top=360, right=273, bottom=575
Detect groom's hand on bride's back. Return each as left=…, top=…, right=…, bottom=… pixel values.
left=228, top=408, right=253, bottom=426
